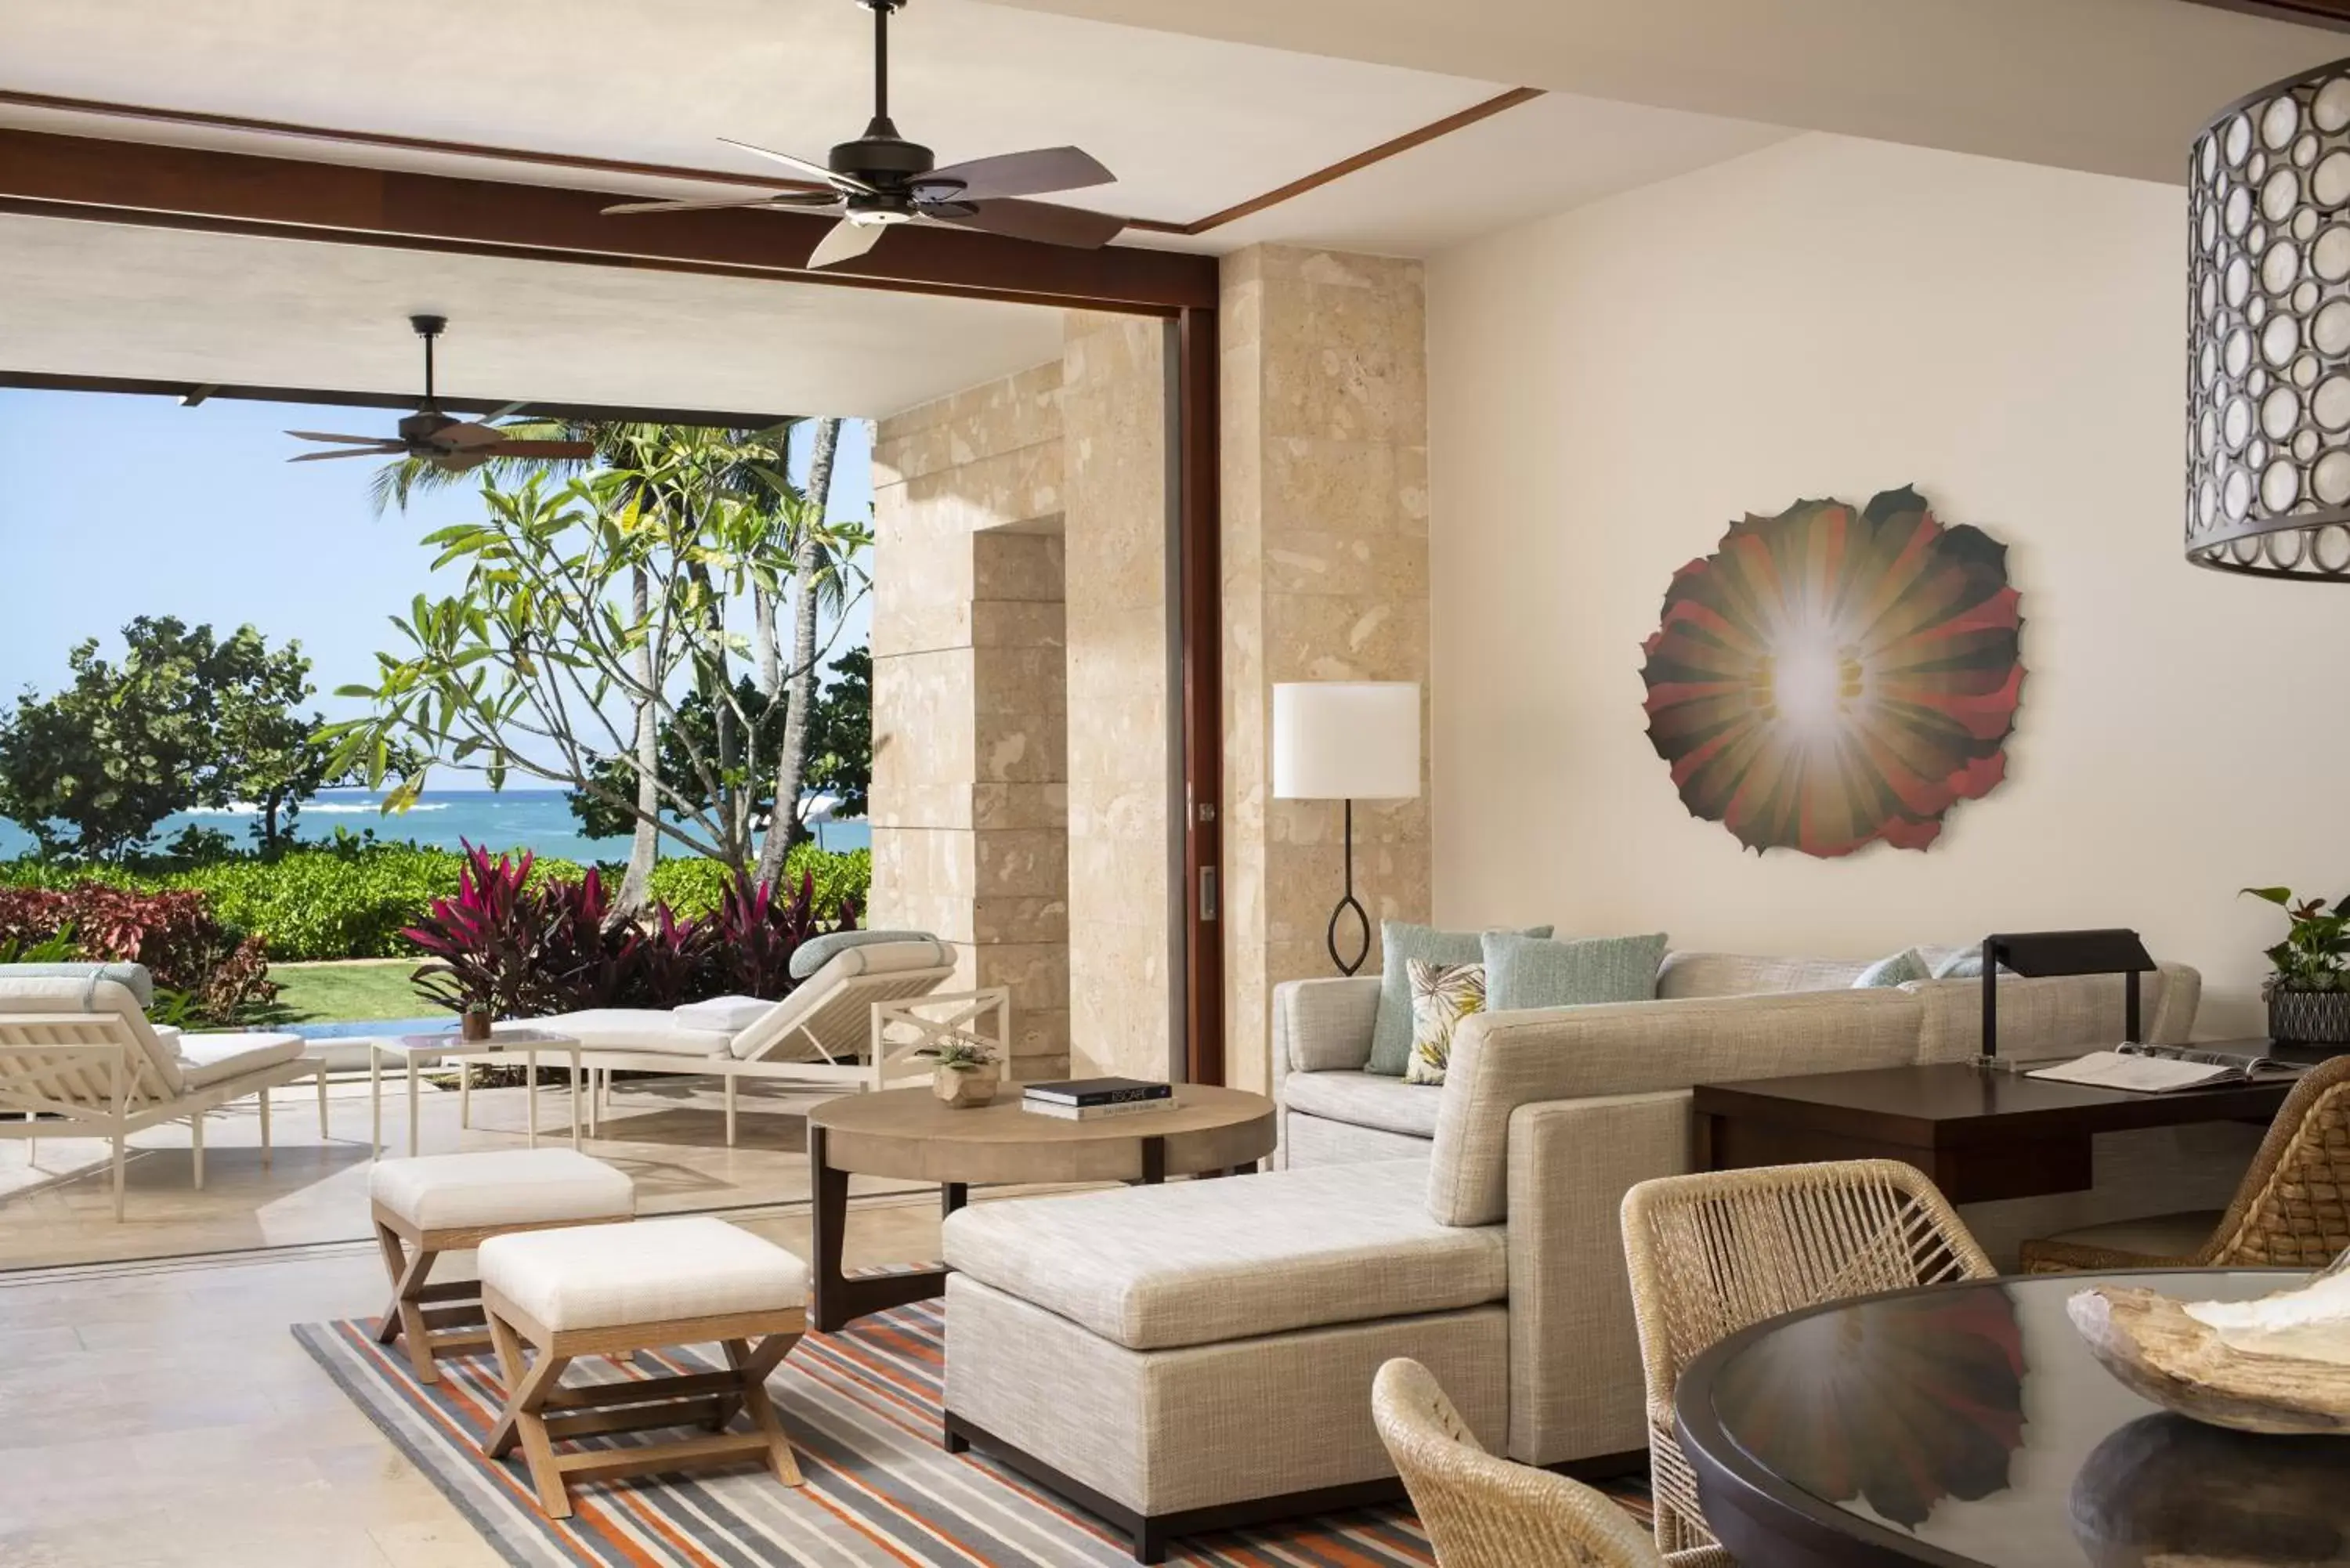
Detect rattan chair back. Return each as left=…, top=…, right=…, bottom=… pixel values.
left=1619, top=1159, right=1994, bottom=1556
left=2204, top=1053, right=2350, bottom=1267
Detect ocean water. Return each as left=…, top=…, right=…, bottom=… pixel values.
left=0, top=787, right=870, bottom=865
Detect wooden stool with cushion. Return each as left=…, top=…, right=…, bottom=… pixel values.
left=476, top=1216, right=808, bottom=1519
left=2021, top=1053, right=2350, bottom=1273
left=370, top=1148, right=635, bottom=1382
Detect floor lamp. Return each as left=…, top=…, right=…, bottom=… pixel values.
left=1272, top=682, right=1421, bottom=977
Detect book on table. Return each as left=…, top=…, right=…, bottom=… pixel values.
left=1021, top=1097, right=1166, bottom=1121
left=1021, top=1076, right=1173, bottom=1107
left=2027, top=1041, right=2312, bottom=1093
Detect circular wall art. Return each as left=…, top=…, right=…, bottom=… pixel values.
left=1637, top=486, right=2025, bottom=857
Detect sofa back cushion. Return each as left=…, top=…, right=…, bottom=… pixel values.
left=1910, top=964, right=2199, bottom=1062
left=1425, top=988, right=1925, bottom=1227
left=1657, top=952, right=1873, bottom=999
left=1368, top=922, right=1551, bottom=1076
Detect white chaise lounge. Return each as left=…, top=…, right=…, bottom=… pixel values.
left=527, top=936, right=1007, bottom=1145
left=0, top=967, right=324, bottom=1218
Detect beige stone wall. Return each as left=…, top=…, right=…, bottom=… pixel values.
left=869, top=362, right=1072, bottom=1074
left=1060, top=311, right=1176, bottom=1082
left=1220, top=245, right=1434, bottom=1094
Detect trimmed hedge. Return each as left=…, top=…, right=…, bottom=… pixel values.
left=0, top=844, right=873, bottom=962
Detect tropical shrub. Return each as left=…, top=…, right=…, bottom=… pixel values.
left=0, top=843, right=870, bottom=963
left=0, top=884, right=275, bottom=1024
left=401, top=843, right=859, bottom=1018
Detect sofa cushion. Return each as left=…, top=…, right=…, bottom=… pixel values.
left=1370, top=922, right=1553, bottom=1076
left=1853, top=948, right=1932, bottom=988
left=1481, top=931, right=1667, bottom=1013
left=1282, top=1069, right=1442, bottom=1140
left=1657, top=952, right=1874, bottom=998
left=942, top=1158, right=1504, bottom=1350
left=1405, top=959, right=1484, bottom=1085
left=172, top=1031, right=307, bottom=1089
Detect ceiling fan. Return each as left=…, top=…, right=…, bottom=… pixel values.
left=284, top=316, right=595, bottom=470
left=602, top=0, right=1125, bottom=269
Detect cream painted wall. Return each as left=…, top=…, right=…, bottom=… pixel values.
left=1427, top=132, right=2334, bottom=1037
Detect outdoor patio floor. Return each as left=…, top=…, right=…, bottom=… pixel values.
left=0, top=1075, right=920, bottom=1271
left=0, top=1194, right=953, bottom=1566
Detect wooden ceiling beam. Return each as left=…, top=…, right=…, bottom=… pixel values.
left=0, top=128, right=1218, bottom=315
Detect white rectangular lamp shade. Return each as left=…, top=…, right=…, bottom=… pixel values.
left=1272, top=682, right=1421, bottom=801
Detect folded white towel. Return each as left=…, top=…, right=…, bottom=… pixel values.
left=672, top=995, right=774, bottom=1033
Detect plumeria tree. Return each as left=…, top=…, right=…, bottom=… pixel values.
left=327, top=427, right=870, bottom=894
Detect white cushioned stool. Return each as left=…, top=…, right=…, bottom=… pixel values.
left=369, top=1149, right=634, bottom=1383
left=477, top=1216, right=809, bottom=1519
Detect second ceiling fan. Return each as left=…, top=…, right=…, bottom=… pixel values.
left=604, top=0, right=1125, bottom=269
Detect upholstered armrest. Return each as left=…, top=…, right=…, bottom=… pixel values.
left=1271, top=976, right=1381, bottom=1078
left=1427, top=990, right=1925, bottom=1226
left=1502, top=1090, right=1694, bottom=1466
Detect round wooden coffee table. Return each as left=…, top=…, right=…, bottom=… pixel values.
left=804, top=1083, right=1277, bottom=1330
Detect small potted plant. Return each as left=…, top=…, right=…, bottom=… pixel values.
left=919, top=1039, right=1001, bottom=1109
left=461, top=1001, right=494, bottom=1044
left=2242, top=886, right=2350, bottom=1044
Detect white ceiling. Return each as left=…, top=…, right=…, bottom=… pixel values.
left=992, top=0, right=2350, bottom=187
left=0, top=0, right=1509, bottom=233
left=0, top=215, right=1068, bottom=418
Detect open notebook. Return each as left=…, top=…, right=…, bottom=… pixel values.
left=2028, top=1042, right=2312, bottom=1093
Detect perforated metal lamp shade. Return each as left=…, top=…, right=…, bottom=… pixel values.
left=1271, top=682, right=1421, bottom=976
left=2189, top=57, right=2350, bottom=580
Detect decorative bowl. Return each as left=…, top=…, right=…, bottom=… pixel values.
left=2068, top=1256, right=2350, bottom=1436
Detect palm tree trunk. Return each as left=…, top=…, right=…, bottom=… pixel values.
left=754, top=586, right=782, bottom=699
left=616, top=564, right=660, bottom=914
left=755, top=417, right=841, bottom=889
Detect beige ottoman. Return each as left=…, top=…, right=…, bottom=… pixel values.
left=478, top=1216, right=810, bottom=1519
left=370, top=1149, right=634, bottom=1382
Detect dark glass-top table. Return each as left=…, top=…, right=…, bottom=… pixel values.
left=1674, top=1270, right=2350, bottom=1567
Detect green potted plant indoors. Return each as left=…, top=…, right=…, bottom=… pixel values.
left=917, top=1038, right=1001, bottom=1109
left=2242, top=886, right=2350, bottom=1044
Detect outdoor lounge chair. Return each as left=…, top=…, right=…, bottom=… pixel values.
left=0, top=967, right=326, bottom=1219
left=525, top=937, right=1008, bottom=1146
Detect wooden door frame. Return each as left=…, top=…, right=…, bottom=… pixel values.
left=0, top=128, right=1228, bottom=1084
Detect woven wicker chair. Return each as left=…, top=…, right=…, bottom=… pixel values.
left=2020, top=1053, right=2350, bottom=1274
left=1619, top=1160, right=1994, bottom=1561
left=1372, top=1358, right=1710, bottom=1567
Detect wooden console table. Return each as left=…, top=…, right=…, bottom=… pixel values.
left=1692, top=1059, right=2291, bottom=1202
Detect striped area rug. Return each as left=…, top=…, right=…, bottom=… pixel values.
left=296, top=1298, right=1649, bottom=1566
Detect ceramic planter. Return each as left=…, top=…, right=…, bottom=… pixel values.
left=2267, top=988, right=2350, bottom=1046
left=933, top=1064, right=999, bottom=1108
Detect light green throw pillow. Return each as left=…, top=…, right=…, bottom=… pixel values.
left=1480, top=930, right=1668, bottom=1013
left=1405, top=959, right=1484, bottom=1086
left=1368, top=922, right=1553, bottom=1076
left=1853, top=948, right=1931, bottom=988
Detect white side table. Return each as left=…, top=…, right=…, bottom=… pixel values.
left=368, top=1027, right=583, bottom=1159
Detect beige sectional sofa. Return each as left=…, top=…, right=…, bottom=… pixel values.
left=940, top=949, right=2253, bottom=1561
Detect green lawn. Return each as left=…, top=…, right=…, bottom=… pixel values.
left=272, top=960, right=436, bottom=1024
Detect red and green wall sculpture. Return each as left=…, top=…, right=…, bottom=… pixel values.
left=1638, top=486, right=2026, bottom=858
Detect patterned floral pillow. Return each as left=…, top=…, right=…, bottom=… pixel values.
left=1406, top=958, right=1486, bottom=1086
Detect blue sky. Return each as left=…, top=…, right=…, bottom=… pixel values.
left=0, top=390, right=873, bottom=789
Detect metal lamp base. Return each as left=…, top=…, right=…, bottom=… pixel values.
left=1325, top=799, right=1371, bottom=976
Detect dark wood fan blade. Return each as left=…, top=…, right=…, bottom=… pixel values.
left=288, top=446, right=397, bottom=462
left=805, top=217, right=888, bottom=269
left=603, top=194, right=804, bottom=215
left=439, top=422, right=507, bottom=450
left=918, top=146, right=1114, bottom=203
left=285, top=429, right=393, bottom=444
left=936, top=197, right=1126, bottom=249
left=488, top=441, right=598, bottom=459
left=718, top=137, right=873, bottom=195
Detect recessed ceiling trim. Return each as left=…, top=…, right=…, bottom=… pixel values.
left=1173, top=86, right=1542, bottom=234
left=0, top=83, right=1545, bottom=241
left=0, top=367, right=794, bottom=427
left=0, top=129, right=1218, bottom=313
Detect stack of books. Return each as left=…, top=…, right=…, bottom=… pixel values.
left=1021, top=1077, right=1174, bottom=1120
